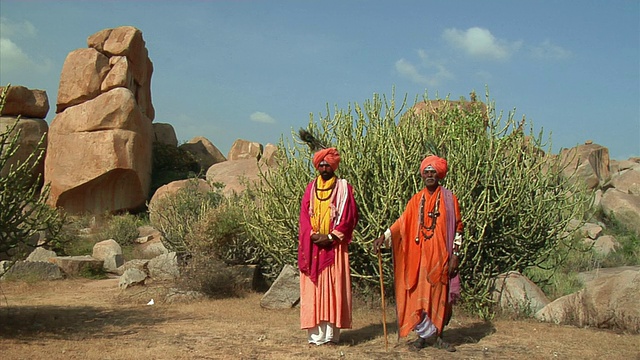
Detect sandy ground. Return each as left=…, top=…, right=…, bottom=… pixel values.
left=1, top=278, right=638, bottom=360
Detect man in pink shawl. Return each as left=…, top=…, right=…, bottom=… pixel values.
left=298, top=147, right=359, bottom=345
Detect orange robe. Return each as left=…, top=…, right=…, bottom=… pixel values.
left=389, top=186, right=463, bottom=338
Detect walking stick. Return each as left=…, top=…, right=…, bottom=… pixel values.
left=377, top=250, right=389, bottom=351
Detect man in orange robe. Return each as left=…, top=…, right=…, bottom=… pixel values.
left=298, top=147, right=359, bottom=345
left=374, top=154, right=463, bottom=352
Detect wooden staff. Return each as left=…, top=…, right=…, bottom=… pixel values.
left=377, top=250, right=389, bottom=351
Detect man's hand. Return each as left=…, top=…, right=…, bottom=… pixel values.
left=312, top=233, right=333, bottom=247
left=373, top=235, right=386, bottom=253
left=448, top=253, right=460, bottom=277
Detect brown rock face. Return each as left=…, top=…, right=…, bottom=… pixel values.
left=45, top=26, right=156, bottom=215
left=45, top=88, right=153, bottom=214
left=152, top=123, right=178, bottom=147
left=56, top=48, right=110, bottom=113
left=559, top=143, right=611, bottom=189
left=0, top=116, right=48, bottom=186
left=179, top=136, right=227, bottom=171
left=87, top=26, right=154, bottom=120
left=0, top=85, right=50, bottom=189
left=0, top=86, right=50, bottom=118
left=227, top=139, right=263, bottom=160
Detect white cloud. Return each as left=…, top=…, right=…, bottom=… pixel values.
left=0, top=17, right=51, bottom=75
left=395, top=58, right=430, bottom=84
left=395, top=50, right=453, bottom=86
left=529, top=40, right=572, bottom=60
left=443, top=27, right=521, bottom=61
left=250, top=111, right=276, bottom=124
left=0, top=38, right=31, bottom=72
left=0, top=17, right=37, bottom=38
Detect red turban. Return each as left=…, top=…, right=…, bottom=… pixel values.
left=420, top=155, right=448, bottom=179
left=313, top=147, right=341, bottom=171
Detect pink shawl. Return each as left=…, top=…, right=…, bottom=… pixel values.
left=298, top=177, right=358, bottom=283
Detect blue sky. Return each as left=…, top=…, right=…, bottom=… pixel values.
left=1, top=1, right=638, bottom=160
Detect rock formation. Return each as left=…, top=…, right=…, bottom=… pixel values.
left=0, top=85, right=50, bottom=187
left=44, top=26, right=154, bottom=214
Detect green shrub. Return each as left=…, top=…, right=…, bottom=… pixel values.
left=599, top=213, right=640, bottom=267
left=78, top=264, right=108, bottom=279
left=524, top=234, right=596, bottom=299
left=148, top=177, right=225, bottom=255
left=176, top=255, right=244, bottom=298
left=184, top=200, right=257, bottom=265
left=524, top=207, right=640, bottom=300
left=100, top=213, right=141, bottom=247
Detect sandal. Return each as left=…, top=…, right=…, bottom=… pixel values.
left=434, top=336, right=456, bottom=352
left=408, top=337, right=428, bottom=352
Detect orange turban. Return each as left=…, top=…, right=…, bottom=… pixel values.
left=313, top=147, right=341, bottom=171
left=420, top=155, right=448, bottom=179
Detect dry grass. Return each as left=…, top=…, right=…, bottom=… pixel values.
left=1, top=278, right=638, bottom=360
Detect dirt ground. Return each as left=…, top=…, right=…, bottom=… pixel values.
left=0, top=278, right=638, bottom=360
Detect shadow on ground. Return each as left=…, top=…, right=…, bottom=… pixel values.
left=341, top=319, right=496, bottom=347
left=0, top=305, right=167, bottom=340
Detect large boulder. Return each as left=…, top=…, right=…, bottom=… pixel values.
left=491, top=271, right=550, bottom=315
left=45, top=88, right=153, bottom=214
left=0, top=116, right=48, bottom=186
left=25, top=247, right=57, bottom=262
left=206, top=158, right=270, bottom=197
left=148, top=178, right=213, bottom=210
left=152, top=123, right=178, bottom=147
left=261, top=143, right=280, bottom=167
left=179, top=136, right=226, bottom=171
left=45, top=26, right=155, bottom=215
left=536, top=269, right=640, bottom=333
left=410, top=99, right=488, bottom=119
left=56, top=48, right=110, bottom=113
left=92, top=239, right=124, bottom=272
left=608, top=167, right=640, bottom=195
left=147, top=252, right=179, bottom=281
left=559, top=143, right=611, bottom=189
left=260, top=264, right=300, bottom=309
left=227, top=139, right=263, bottom=160
left=600, top=188, right=640, bottom=235
left=0, top=85, right=49, bottom=118
left=49, top=255, right=103, bottom=277
left=0, top=260, right=63, bottom=281
left=87, top=26, right=154, bottom=120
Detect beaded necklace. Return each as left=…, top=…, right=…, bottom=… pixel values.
left=315, top=178, right=336, bottom=201
left=415, top=190, right=441, bottom=244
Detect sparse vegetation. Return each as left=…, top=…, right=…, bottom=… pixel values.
left=0, top=85, right=68, bottom=261
left=147, top=177, right=255, bottom=296
left=599, top=213, right=640, bottom=267
left=525, top=209, right=640, bottom=300
left=99, top=213, right=142, bottom=247
left=148, top=177, right=225, bottom=255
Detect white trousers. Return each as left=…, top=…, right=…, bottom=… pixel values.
left=307, top=321, right=340, bottom=345
left=415, top=311, right=437, bottom=339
